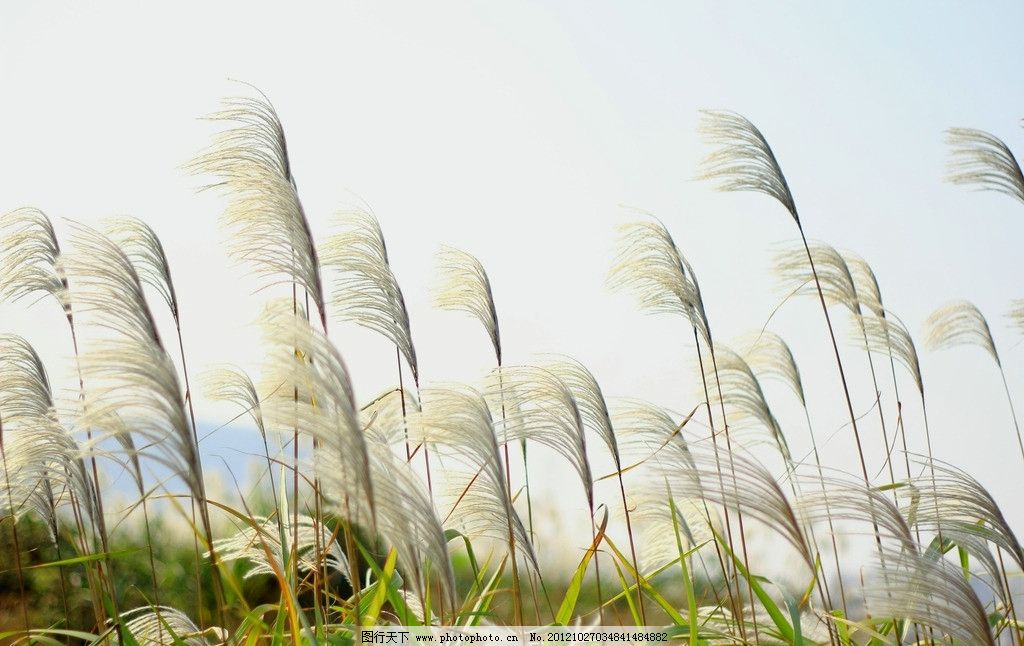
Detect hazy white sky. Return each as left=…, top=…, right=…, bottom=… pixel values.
left=2, top=2, right=1023, bottom=538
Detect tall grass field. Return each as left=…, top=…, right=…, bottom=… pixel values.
left=2, top=67, right=1024, bottom=646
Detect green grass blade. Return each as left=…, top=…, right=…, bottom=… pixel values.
left=712, top=527, right=793, bottom=642
left=604, top=534, right=685, bottom=625
left=669, top=498, right=699, bottom=645
left=555, top=506, right=608, bottom=625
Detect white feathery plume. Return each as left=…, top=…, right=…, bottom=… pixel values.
left=104, top=217, right=179, bottom=320
left=924, top=300, right=1001, bottom=365
left=360, top=387, right=420, bottom=448
left=843, top=252, right=885, bottom=318
left=0, top=424, right=90, bottom=534
left=1009, top=300, right=1024, bottom=337
left=618, top=397, right=805, bottom=570
left=116, top=606, right=223, bottom=646
left=0, top=334, right=57, bottom=419
left=60, top=224, right=209, bottom=529
left=737, top=331, right=805, bottom=406
left=659, top=440, right=813, bottom=571
left=779, top=242, right=906, bottom=491
left=840, top=253, right=924, bottom=497
left=701, top=344, right=791, bottom=464
left=358, top=388, right=454, bottom=604
left=260, top=301, right=453, bottom=602
left=258, top=301, right=374, bottom=523
left=541, top=356, right=644, bottom=618
left=0, top=207, right=67, bottom=308
left=629, top=484, right=709, bottom=571
left=700, top=113, right=879, bottom=597
left=0, top=335, right=95, bottom=532
left=434, top=246, right=501, bottom=363
left=855, top=313, right=923, bottom=394
left=211, top=514, right=349, bottom=581
left=484, top=365, right=594, bottom=508
left=203, top=366, right=266, bottom=439
left=188, top=89, right=325, bottom=327
left=945, top=127, right=1024, bottom=205
left=904, top=456, right=1023, bottom=573
left=76, top=340, right=201, bottom=497
left=608, top=219, right=711, bottom=345
left=612, top=398, right=695, bottom=469
left=59, top=222, right=162, bottom=346
left=925, top=300, right=1024, bottom=465
left=322, top=208, right=418, bottom=383
left=774, top=241, right=860, bottom=313
left=416, top=385, right=537, bottom=573
left=202, top=365, right=281, bottom=514
left=363, top=434, right=457, bottom=605
left=698, top=110, right=797, bottom=221
left=738, top=332, right=849, bottom=613
left=611, top=399, right=713, bottom=560
left=541, top=356, right=621, bottom=468
left=797, top=473, right=915, bottom=552
left=864, top=550, right=994, bottom=646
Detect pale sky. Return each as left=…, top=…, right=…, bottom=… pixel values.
left=2, top=2, right=1023, bottom=546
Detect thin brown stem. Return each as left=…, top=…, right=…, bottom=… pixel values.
left=859, top=328, right=897, bottom=489
left=998, top=367, right=1024, bottom=468
left=693, top=332, right=746, bottom=640
left=140, top=497, right=163, bottom=642
left=174, top=319, right=227, bottom=628
left=0, top=426, right=29, bottom=631
left=66, top=315, right=121, bottom=638
left=588, top=502, right=605, bottom=624
left=706, top=345, right=760, bottom=643
left=797, top=228, right=888, bottom=560
left=495, top=362, right=525, bottom=624
left=803, top=407, right=848, bottom=617
left=616, top=470, right=646, bottom=623
left=996, top=548, right=1023, bottom=646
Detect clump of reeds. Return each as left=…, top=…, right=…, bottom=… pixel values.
left=0, top=93, right=1022, bottom=646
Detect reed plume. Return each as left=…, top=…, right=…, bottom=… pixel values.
left=1009, top=300, right=1024, bottom=336
left=843, top=253, right=919, bottom=485
left=699, top=110, right=871, bottom=494
left=0, top=207, right=122, bottom=628
left=417, top=384, right=536, bottom=624
left=362, top=408, right=457, bottom=612
left=116, top=606, right=224, bottom=646
left=740, top=331, right=847, bottom=615
left=924, top=300, right=1024, bottom=465
left=903, top=456, right=1023, bottom=624
left=543, top=356, right=645, bottom=621
left=213, top=513, right=349, bottom=581
left=260, top=300, right=451, bottom=610
left=701, top=344, right=791, bottom=467
left=0, top=207, right=67, bottom=305
left=0, top=334, right=99, bottom=629
left=434, top=246, right=542, bottom=572
left=865, top=550, right=993, bottom=645
left=61, top=222, right=227, bottom=623
left=188, top=87, right=326, bottom=328
left=612, top=398, right=729, bottom=613
left=259, top=300, right=374, bottom=521
left=435, top=245, right=501, bottom=363
left=107, top=215, right=208, bottom=621
left=661, top=440, right=815, bottom=578
left=945, top=127, right=1024, bottom=205
left=322, top=208, right=418, bottom=384
left=609, top=216, right=753, bottom=635
left=322, top=205, right=426, bottom=533
left=775, top=242, right=900, bottom=486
